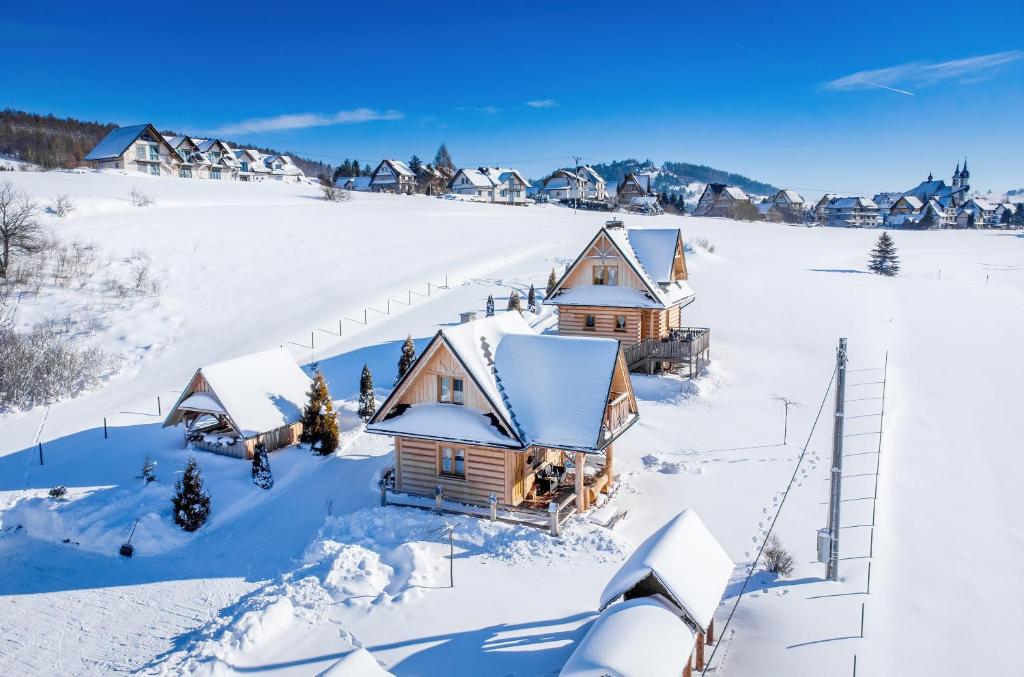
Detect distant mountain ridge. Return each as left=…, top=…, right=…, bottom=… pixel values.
left=0, top=108, right=332, bottom=178
left=589, top=159, right=778, bottom=196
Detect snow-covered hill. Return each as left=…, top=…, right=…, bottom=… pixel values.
left=0, top=170, right=1021, bottom=676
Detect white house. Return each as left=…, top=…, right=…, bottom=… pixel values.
left=448, top=167, right=531, bottom=204
left=369, top=159, right=417, bottom=194
left=85, top=124, right=181, bottom=177
left=824, top=196, right=881, bottom=228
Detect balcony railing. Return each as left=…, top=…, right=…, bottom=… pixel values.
left=605, top=392, right=632, bottom=432
left=625, top=327, right=710, bottom=368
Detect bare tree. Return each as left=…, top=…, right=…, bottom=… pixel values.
left=49, top=194, right=75, bottom=217
left=0, top=181, right=43, bottom=278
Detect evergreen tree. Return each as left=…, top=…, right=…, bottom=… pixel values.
left=1001, top=207, right=1013, bottom=226
left=409, top=155, right=423, bottom=175
left=363, top=163, right=372, bottom=176
left=527, top=284, right=536, bottom=311
left=1013, top=204, right=1024, bottom=227
left=358, top=364, right=376, bottom=420
left=300, top=370, right=340, bottom=455
left=396, top=335, right=417, bottom=385
left=485, top=294, right=495, bottom=317
left=251, top=440, right=274, bottom=489
left=507, top=289, right=522, bottom=313
left=434, top=143, right=455, bottom=172
left=868, top=231, right=900, bottom=276
left=350, top=159, right=360, bottom=176
left=141, top=455, right=156, bottom=484
left=546, top=268, right=558, bottom=296
left=171, top=457, right=211, bottom=532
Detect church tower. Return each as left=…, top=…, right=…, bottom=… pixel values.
left=951, top=162, right=961, bottom=189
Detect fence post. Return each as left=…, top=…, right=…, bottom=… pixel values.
left=38, top=442, right=44, bottom=466
left=489, top=493, right=497, bottom=521
left=339, top=319, right=343, bottom=336
left=387, top=299, right=391, bottom=315
left=311, top=331, right=315, bottom=350
left=434, top=485, right=443, bottom=513
left=445, top=274, right=449, bottom=289
left=860, top=603, right=865, bottom=638
left=548, top=501, right=559, bottom=536
left=408, top=290, right=412, bottom=305
left=427, top=282, right=431, bottom=297
left=103, top=417, right=108, bottom=439
left=866, top=561, right=872, bottom=594
left=157, top=395, right=162, bottom=416
left=364, top=309, right=367, bottom=324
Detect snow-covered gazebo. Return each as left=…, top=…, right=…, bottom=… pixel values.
left=162, top=348, right=312, bottom=460
left=598, top=509, right=734, bottom=671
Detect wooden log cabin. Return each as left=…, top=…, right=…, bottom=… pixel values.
left=162, top=348, right=312, bottom=459
left=366, top=313, right=638, bottom=515
left=546, top=220, right=709, bottom=374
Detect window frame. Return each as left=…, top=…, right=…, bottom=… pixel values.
left=592, top=264, right=619, bottom=286
left=614, top=314, right=627, bottom=332
left=437, top=375, right=465, bottom=405
left=438, top=445, right=467, bottom=479
left=584, top=314, right=597, bottom=330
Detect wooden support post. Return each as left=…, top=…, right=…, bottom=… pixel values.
left=574, top=452, right=586, bottom=512
left=695, top=632, right=705, bottom=670
left=603, top=444, right=614, bottom=493
left=434, top=485, right=444, bottom=513
left=548, top=501, right=559, bottom=536
left=707, top=619, right=715, bottom=645
left=489, top=493, right=497, bottom=521
left=683, top=652, right=692, bottom=677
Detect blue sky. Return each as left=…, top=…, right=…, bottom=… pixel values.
left=3, top=1, right=1023, bottom=195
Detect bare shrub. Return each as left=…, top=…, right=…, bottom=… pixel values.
left=50, top=194, right=75, bottom=217
left=48, top=485, right=68, bottom=501
left=130, top=187, right=154, bottom=208
left=320, top=184, right=350, bottom=202
left=763, top=534, right=795, bottom=578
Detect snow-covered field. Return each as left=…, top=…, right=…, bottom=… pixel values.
left=1, top=170, right=1021, bottom=676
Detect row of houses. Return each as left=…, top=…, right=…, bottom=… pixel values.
left=85, top=123, right=306, bottom=183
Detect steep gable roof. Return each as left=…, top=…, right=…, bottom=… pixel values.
left=85, top=124, right=169, bottom=161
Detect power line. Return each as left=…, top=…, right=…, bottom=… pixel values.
left=701, top=364, right=837, bottom=675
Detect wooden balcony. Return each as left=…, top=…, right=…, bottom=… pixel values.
left=605, top=392, right=632, bottom=433
left=625, top=327, right=710, bottom=375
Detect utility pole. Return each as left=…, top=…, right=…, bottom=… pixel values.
left=772, top=395, right=800, bottom=445
left=826, top=337, right=848, bottom=582
left=572, top=155, right=582, bottom=214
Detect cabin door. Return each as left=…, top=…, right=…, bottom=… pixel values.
left=511, top=452, right=526, bottom=504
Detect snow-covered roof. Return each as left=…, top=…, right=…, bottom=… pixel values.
left=722, top=186, right=748, bottom=200
left=369, top=313, right=632, bottom=453
left=335, top=176, right=372, bottom=190
left=381, top=159, right=414, bottom=177
left=625, top=229, right=679, bottom=283
left=829, top=196, right=877, bottom=210
left=85, top=124, right=151, bottom=161
left=897, top=196, right=924, bottom=210
left=599, top=509, right=734, bottom=632
left=560, top=596, right=696, bottom=677
left=321, top=648, right=394, bottom=676
left=164, top=348, right=312, bottom=438
left=454, top=168, right=494, bottom=188
left=774, top=189, right=805, bottom=205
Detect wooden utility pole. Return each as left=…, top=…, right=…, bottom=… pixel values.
left=826, top=337, right=848, bottom=582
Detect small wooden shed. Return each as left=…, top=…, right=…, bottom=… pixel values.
left=162, top=348, right=312, bottom=459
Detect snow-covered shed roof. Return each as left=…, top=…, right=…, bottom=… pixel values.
left=549, top=225, right=694, bottom=310
left=560, top=596, right=696, bottom=677
left=321, top=648, right=394, bottom=676
left=453, top=168, right=494, bottom=188
left=599, top=509, right=734, bottom=632
left=85, top=124, right=155, bottom=161
left=163, top=348, right=312, bottom=438
left=368, top=313, right=635, bottom=453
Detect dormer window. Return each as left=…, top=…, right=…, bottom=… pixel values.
left=438, top=376, right=464, bottom=405
left=593, top=265, right=618, bottom=286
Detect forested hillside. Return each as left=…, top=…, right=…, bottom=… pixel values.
left=0, top=109, right=333, bottom=178
left=589, top=158, right=778, bottom=196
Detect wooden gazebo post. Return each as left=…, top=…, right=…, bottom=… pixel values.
left=574, top=451, right=586, bottom=512
left=695, top=631, right=705, bottom=670
left=604, top=444, right=614, bottom=493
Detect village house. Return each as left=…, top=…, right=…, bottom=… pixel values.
left=84, top=124, right=181, bottom=177
left=369, top=159, right=417, bottom=194
left=824, top=196, right=881, bottom=227
left=334, top=175, right=372, bottom=191
left=956, top=197, right=997, bottom=228
left=693, top=183, right=751, bottom=218
left=993, top=201, right=1018, bottom=227
left=162, top=349, right=312, bottom=460
left=576, top=165, right=608, bottom=200
left=541, top=169, right=586, bottom=201
left=546, top=220, right=709, bottom=374
left=885, top=195, right=923, bottom=227
left=164, top=136, right=208, bottom=179
left=813, top=193, right=836, bottom=223
left=562, top=510, right=733, bottom=676
left=616, top=172, right=653, bottom=203
left=448, top=167, right=531, bottom=204
left=873, top=192, right=903, bottom=222
left=366, top=312, right=638, bottom=519
left=234, top=148, right=272, bottom=182
left=903, top=162, right=971, bottom=210
left=768, top=189, right=806, bottom=222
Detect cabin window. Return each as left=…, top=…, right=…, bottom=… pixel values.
left=593, top=265, right=618, bottom=286
left=614, top=315, right=627, bottom=332
left=584, top=314, right=596, bottom=330
left=240, top=161, right=249, bottom=172
left=136, top=143, right=159, bottom=162
left=179, top=168, right=192, bottom=178
left=147, top=164, right=160, bottom=176
left=211, top=168, right=221, bottom=180
left=438, top=376, right=465, bottom=405
left=439, top=446, right=466, bottom=478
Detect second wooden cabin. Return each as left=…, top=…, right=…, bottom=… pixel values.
left=366, top=312, right=638, bottom=515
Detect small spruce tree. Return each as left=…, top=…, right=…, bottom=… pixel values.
left=396, top=335, right=417, bottom=385
left=251, top=440, right=274, bottom=489
left=507, top=289, right=522, bottom=313
left=409, top=155, right=423, bottom=176
left=868, top=231, right=900, bottom=276
left=546, top=268, right=557, bottom=296
left=485, top=294, right=495, bottom=317
left=358, top=364, right=376, bottom=420
left=300, top=371, right=340, bottom=455
left=141, top=455, right=156, bottom=484
left=527, top=284, right=536, bottom=311
left=172, top=457, right=211, bottom=532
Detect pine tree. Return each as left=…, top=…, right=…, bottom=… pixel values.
left=527, top=284, right=536, bottom=311
left=363, top=163, right=372, bottom=176
left=141, top=455, right=156, bottom=484
left=396, top=335, right=417, bottom=385
left=350, top=158, right=360, bottom=176
left=251, top=440, right=274, bottom=489
left=358, top=364, right=376, bottom=420
left=171, top=457, right=211, bottom=532
left=300, top=370, right=340, bottom=455
left=409, top=155, right=423, bottom=175
left=485, top=294, right=495, bottom=317
left=434, top=143, right=455, bottom=172
left=507, top=289, right=522, bottom=313
left=546, top=268, right=557, bottom=296
left=868, top=231, right=900, bottom=276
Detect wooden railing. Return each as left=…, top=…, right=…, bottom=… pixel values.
left=625, top=327, right=710, bottom=367
left=605, top=392, right=632, bottom=432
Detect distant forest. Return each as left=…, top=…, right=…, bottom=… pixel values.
left=0, top=109, right=333, bottom=179
left=589, top=158, right=778, bottom=196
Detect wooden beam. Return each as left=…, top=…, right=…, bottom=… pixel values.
left=696, top=632, right=705, bottom=670
left=574, top=451, right=586, bottom=512
left=604, top=444, right=614, bottom=493
left=707, top=619, right=715, bottom=645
